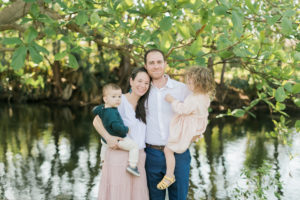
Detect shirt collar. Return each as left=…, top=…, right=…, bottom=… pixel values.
left=150, top=74, right=174, bottom=89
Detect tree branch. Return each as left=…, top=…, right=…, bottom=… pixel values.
left=0, top=23, right=25, bottom=32
left=166, top=24, right=206, bottom=58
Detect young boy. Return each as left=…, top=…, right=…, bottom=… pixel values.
left=93, top=83, right=140, bottom=176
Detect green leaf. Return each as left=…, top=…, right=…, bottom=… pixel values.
left=293, top=98, right=300, bottom=107
left=214, top=5, right=228, bottom=15
left=266, top=15, right=281, bottom=26
left=195, top=57, right=206, bottom=66
left=33, top=42, right=49, bottom=55
left=275, top=87, right=286, bottom=102
left=296, top=43, right=300, bottom=52
left=189, top=37, right=202, bottom=56
left=159, top=17, right=173, bottom=31
left=54, top=51, right=68, bottom=60
left=11, top=46, right=27, bottom=70
left=294, top=52, right=300, bottom=61
left=24, top=27, right=38, bottom=43
left=68, top=54, right=79, bottom=68
left=245, top=0, right=255, bottom=13
left=283, top=10, right=296, bottom=17
left=281, top=17, right=293, bottom=35
left=177, top=23, right=191, bottom=39
left=275, top=102, right=286, bottom=111
left=75, top=11, right=88, bottom=26
left=2, top=37, right=23, bottom=45
left=231, top=10, right=244, bottom=38
left=219, top=0, right=231, bottom=9
left=295, top=120, right=300, bottom=131
left=284, top=82, right=293, bottom=92
left=90, top=12, right=101, bottom=25
left=24, top=0, right=36, bottom=2
left=232, top=109, right=245, bottom=117
left=292, top=83, right=300, bottom=94
left=124, top=0, right=133, bottom=6
left=30, top=3, right=40, bottom=18
left=28, top=46, right=43, bottom=63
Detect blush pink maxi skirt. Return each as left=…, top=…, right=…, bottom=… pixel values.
left=98, top=148, right=149, bottom=200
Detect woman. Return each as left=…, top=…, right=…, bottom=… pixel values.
left=93, top=67, right=151, bottom=200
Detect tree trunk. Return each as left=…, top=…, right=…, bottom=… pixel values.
left=51, top=60, right=62, bottom=98
left=118, top=54, right=132, bottom=91
left=220, top=60, right=226, bottom=87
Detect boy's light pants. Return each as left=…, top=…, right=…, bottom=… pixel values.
left=100, top=137, right=139, bottom=167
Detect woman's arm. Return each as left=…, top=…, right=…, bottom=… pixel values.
left=93, top=115, right=123, bottom=149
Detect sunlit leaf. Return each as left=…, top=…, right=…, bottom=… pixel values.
left=266, top=15, right=281, bottom=26
left=232, top=109, right=245, bottom=117
left=33, top=42, right=49, bottom=55
left=275, top=87, right=286, bottom=102
left=30, top=3, right=39, bottom=18
left=232, top=10, right=244, bottom=38
left=90, top=12, right=101, bottom=25
left=283, top=10, right=296, bottom=17
left=275, top=102, right=286, bottom=111
left=75, top=11, right=88, bottom=26
left=281, top=17, right=293, bottom=35
left=11, top=46, right=27, bottom=70
left=294, top=98, right=300, bottom=107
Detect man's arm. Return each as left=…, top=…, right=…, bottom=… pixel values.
left=93, top=115, right=123, bottom=148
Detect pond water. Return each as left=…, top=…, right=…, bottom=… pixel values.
left=0, top=103, right=299, bottom=200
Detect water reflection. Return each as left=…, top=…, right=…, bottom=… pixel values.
left=0, top=103, right=299, bottom=200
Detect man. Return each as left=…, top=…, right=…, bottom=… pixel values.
left=144, top=49, right=191, bottom=200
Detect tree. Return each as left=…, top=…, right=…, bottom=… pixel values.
left=0, top=0, right=299, bottom=131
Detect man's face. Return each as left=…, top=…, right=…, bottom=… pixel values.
left=103, top=89, right=122, bottom=108
left=144, top=51, right=166, bottom=80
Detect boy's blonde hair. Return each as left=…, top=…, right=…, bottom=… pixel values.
left=102, top=83, right=121, bottom=97
left=185, top=66, right=216, bottom=98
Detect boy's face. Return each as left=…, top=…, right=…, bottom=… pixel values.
left=103, top=89, right=122, bottom=108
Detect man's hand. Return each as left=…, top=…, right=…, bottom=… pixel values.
left=106, top=135, right=124, bottom=149
left=191, top=135, right=202, bottom=143
left=165, top=94, right=175, bottom=103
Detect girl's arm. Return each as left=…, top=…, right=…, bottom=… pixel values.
left=165, top=94, right=197, bottom=115
left=93, top=115, right=123, bottom=149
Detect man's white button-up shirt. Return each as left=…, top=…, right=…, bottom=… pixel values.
left=145, top=75, right=190, bottom=145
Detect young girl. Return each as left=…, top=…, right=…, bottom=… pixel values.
left=157, top=66, right=216, bottom=190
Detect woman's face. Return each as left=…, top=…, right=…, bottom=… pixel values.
left=130, top=71, right=150, bottom=97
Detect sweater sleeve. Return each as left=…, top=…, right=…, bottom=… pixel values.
left=109, top=110, right=129, bottom=137
left=171, top=95, right=197, bottom=115
left=92, top=104, right=104, bottom=118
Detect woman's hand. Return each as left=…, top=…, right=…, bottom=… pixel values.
left=106, top=135, right=123, bottom=149
left=165, top=94, right=175, bottom=103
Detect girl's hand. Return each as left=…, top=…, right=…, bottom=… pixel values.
left=165, top=94, right=175, bottom=103
left=106, top=135, right=123, bottom=149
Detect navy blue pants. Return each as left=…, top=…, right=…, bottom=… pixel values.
left=145, top=147, right=191, bottom=200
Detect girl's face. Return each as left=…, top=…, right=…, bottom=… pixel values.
left=130, top=72, right=150, bottom=97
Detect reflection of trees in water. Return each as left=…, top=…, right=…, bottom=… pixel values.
left=0, top=104, right=101, bottom=199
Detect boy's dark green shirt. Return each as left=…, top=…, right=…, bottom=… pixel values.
left=93, top=105, right=128, bottom=143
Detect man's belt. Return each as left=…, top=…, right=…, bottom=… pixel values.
left=146, top=143, right=165, bottom=151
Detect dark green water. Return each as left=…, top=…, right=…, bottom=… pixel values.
left=0, top=103, right=299, bottom=200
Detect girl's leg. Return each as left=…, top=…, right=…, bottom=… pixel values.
left=164, top=147, right=175, bottom=179
left=156, top=146, right=176, bottom=190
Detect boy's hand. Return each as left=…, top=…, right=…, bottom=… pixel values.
left=165, top=94, right=175, bottom=103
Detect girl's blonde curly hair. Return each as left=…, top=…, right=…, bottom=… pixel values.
left=185, top=66, right=216, bottom=98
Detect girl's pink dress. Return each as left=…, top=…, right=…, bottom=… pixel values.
left=167, top=94, right=210, bottom=153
